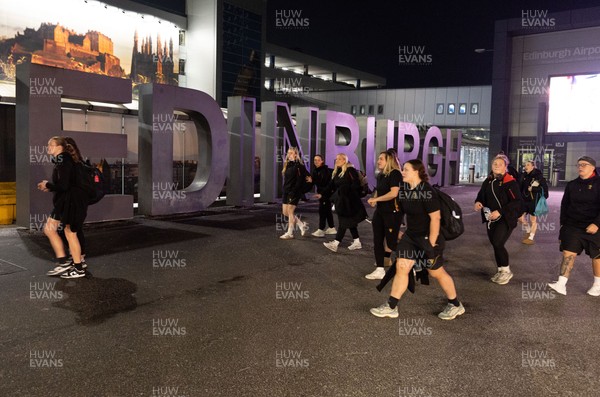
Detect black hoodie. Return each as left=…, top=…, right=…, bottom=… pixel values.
left=560, top=172, right=600, bottom=229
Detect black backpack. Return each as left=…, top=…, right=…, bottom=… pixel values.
left=432, top=186, right=464, bottom=241
left=75, top=162, right=105, bottom=205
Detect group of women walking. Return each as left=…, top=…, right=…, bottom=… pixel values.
left=279, top=148, right=555, bottom=320
left=279, top=147, right=466, bottom=320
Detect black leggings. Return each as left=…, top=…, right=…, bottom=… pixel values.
left=336, top=227, right=359, bottom=242
left=486, top=220, right=515, bottom=267
left=319, top=199, right=334, bottom=230
left=372, top=209, right=401, bottom=267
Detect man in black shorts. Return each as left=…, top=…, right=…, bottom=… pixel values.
left=548, top=156, right=600, bottom=296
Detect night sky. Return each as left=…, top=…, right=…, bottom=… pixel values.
left=134, top=0, right=600, bottom=88
left=267, top=0, right=600, bottom=88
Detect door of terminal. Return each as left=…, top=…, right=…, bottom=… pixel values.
left=517, top=148, right=554, bottom=180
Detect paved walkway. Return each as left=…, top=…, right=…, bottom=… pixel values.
left=0, top=185, right=598, bottom=397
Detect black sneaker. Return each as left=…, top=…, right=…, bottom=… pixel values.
left=60, top=267, right=86, bottom=279
left=46, top=263, right=72, bottom=276
left=67, top=257, right=87, bottom=269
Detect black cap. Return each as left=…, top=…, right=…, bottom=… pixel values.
left=578, top=156, right=597, bottom=168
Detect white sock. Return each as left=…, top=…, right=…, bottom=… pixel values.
left=528, top=234, right=535, bottom=240
left=353, top=238, right=360, bottom=243
left=593, top=276, right=600, bottom=286
left=499, top=266, right=510, bottom=273
left=557, top=275, right=568, bottom=286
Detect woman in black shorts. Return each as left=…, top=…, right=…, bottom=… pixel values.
left=519, top=160, right=548, bottom=245
left=38, top=136, right=89, bottom=278
left=370, top=159, right=464, bottom=320
left=280, top=147, right=309, bottom=239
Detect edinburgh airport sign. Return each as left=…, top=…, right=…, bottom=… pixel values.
left=15, top=64, right=461, bottom=225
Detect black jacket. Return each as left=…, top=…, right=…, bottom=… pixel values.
left=311, top=164, right=333, bottom=198
left=560, top=172, right=600, bottom=229
left=475, top=173, right=522, bottom=228
left=520, top=168, right=549, bottom=202
left=282, top=160, right=307, bottom=196
left=46, top=152, right=88, bottom=232
left=326, top=167, right=367, bottom=228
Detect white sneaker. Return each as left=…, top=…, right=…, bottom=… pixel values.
left=323, top=240, right=339, bottom=252
left=325, top=227, right=337, bottom=235
left=365, top=267, right=386, bottom=280
left=370, top=303, right=399, bottom=318
left=299, top=222, right=309, bottom=236
left=280, top=233, right=294, bottom=240
left=587, top=284, right=600, bottom=296
left=348, top=240, right=362, bottom=250
left=311, top=229, right=325, bottom=237
left=490, top=270, right=502, bottom=283
left=438, top=303, right=465, bottom=320
left=548, top=281, right=566, bottom=295
left=495, top=271, right=513, bottom=285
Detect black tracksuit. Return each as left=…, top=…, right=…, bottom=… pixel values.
left=475, top=173, right=522, bottom=267
left=560, top=172, right=600, bottom=229
left=311, top=164, right=335, bottom=230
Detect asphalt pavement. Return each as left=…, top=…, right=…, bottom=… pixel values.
left=0, top=184, right=599, bottom=397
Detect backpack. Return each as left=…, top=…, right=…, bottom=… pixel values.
left=297, top=163, right=313, bottom=194
left=75, top=162, right=105, bottom=205
left=432, top=186, right=464, bottom=241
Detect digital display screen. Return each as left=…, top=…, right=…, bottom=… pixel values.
left=547, top=73, right=600, bottom=133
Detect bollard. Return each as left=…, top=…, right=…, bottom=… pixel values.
left=551, top=168, right=559, bottom=187
left=468, top=165, right=475, bottom=183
